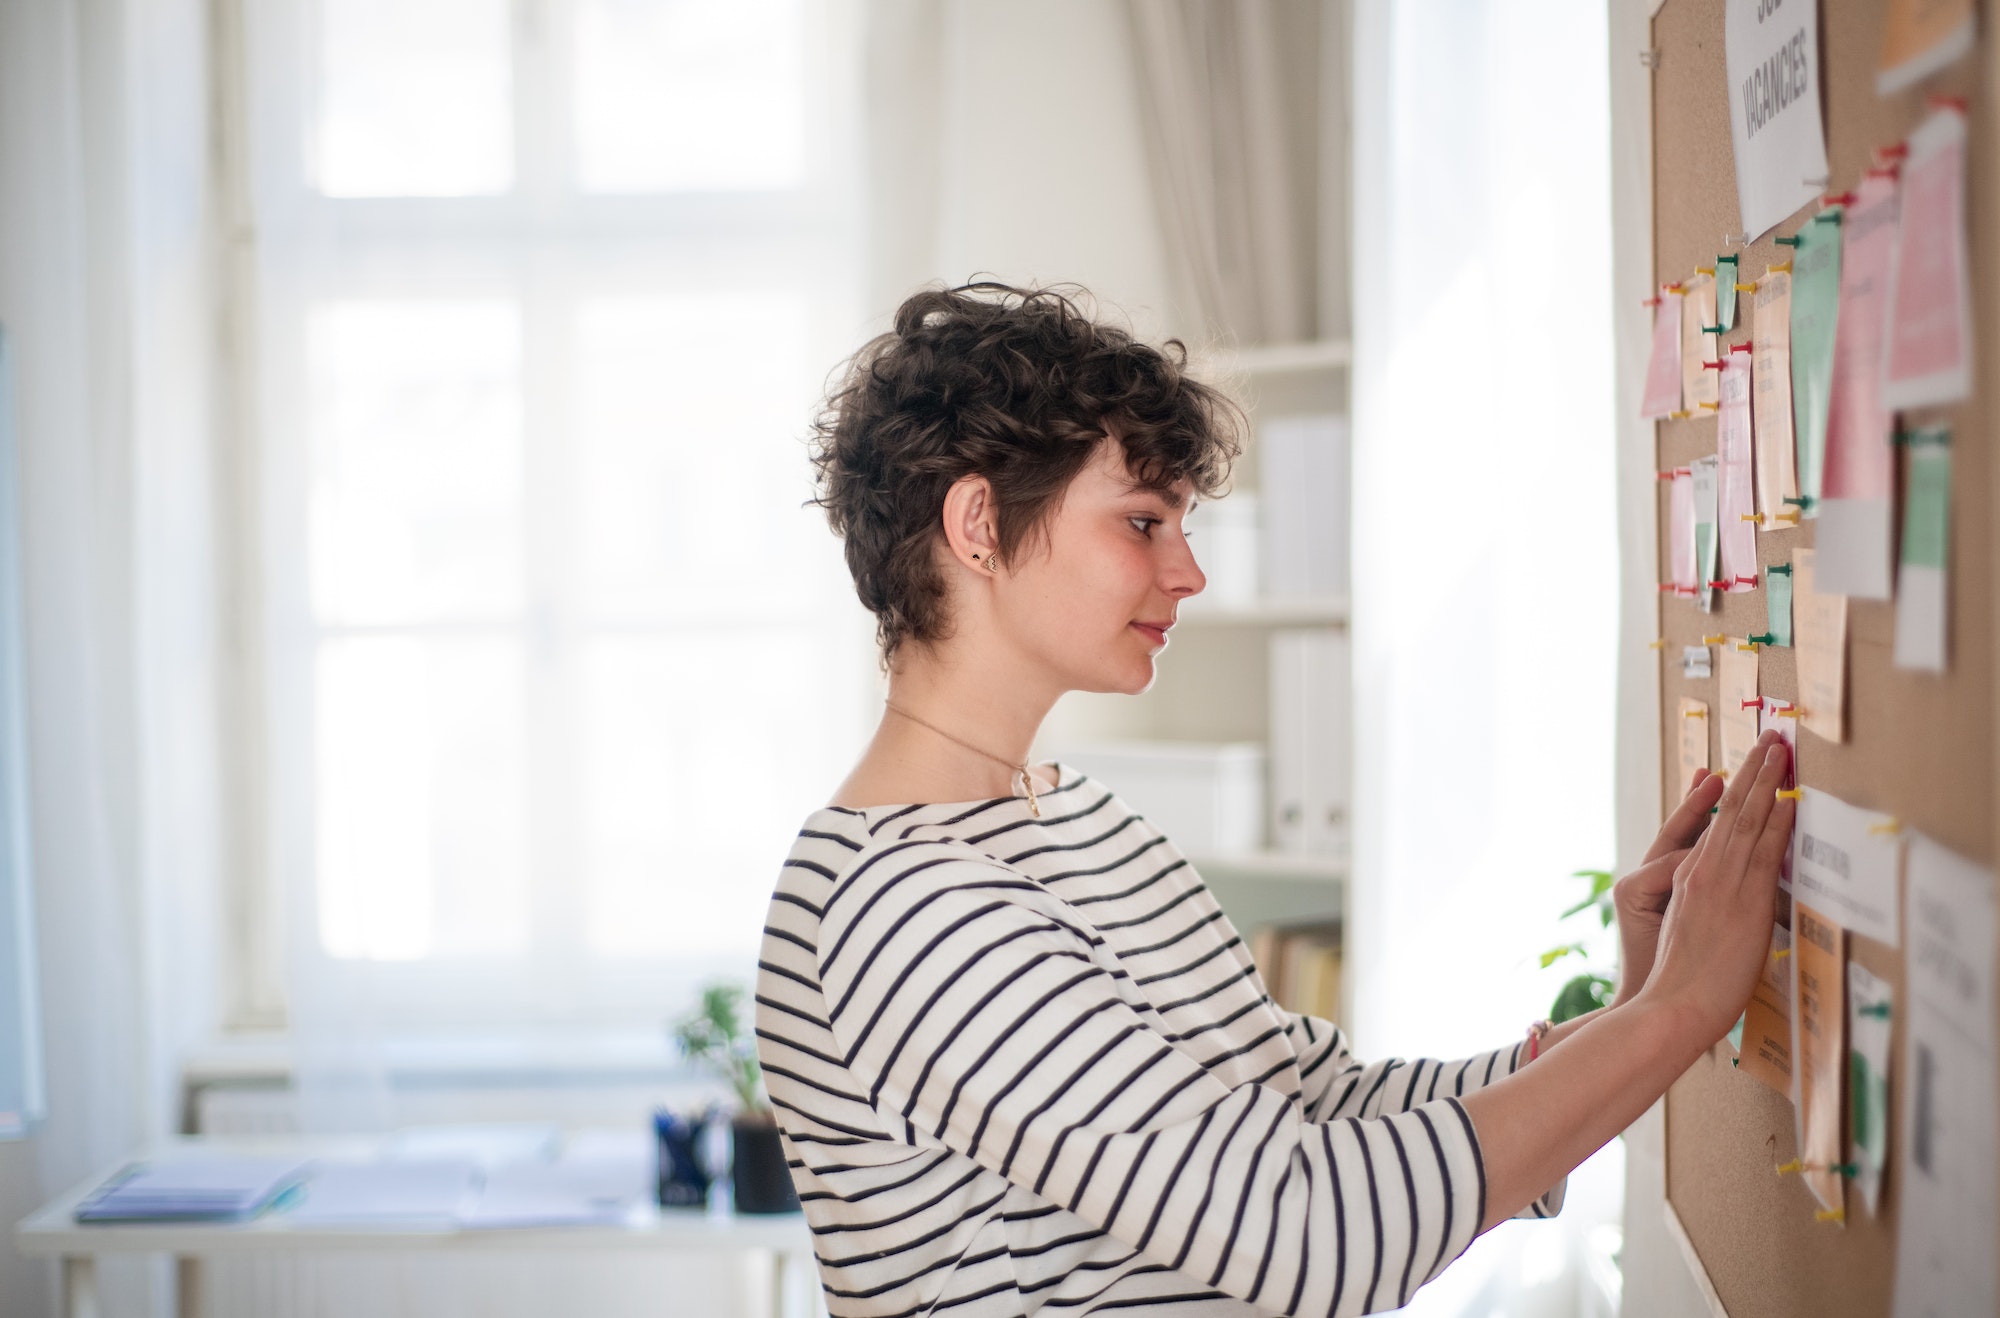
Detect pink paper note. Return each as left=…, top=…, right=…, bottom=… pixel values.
left=1670, top=470, right=1696, bottom=592
left=1717, top=353, right=1757, bottom=591
left=1641, top=290, right=1684, bottom=420
left=1883, top=105, right=1972, bottom=409
left=1819, top=172, right=1900, bottom=600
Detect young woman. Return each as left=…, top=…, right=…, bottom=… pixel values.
left=755, top=282, right=1793, bottom=1316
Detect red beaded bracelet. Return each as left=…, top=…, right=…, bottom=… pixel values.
left=1526, top=1018, right=1553, bottom=1062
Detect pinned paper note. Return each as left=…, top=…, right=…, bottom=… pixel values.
left=1737, top=921, right=1794, bottom=1096
left=1818, top=172, right=1899, bottom=600
left=1717, top=254, right=1741, bottom=330
left=1678, top=699, right=1710, bottom=792
left=1681, top=274, right=1721, bottom=412
left=1753, top=272, right=1801, bottom=525
left=1670, top=470, right=1696, bottom=592
left=1789, top=219, right=1840, bottom=515
left=1883, top=105, right=1973, bottom=410
left=1792, top=548, right=1846, bottom=742
left=1692, top=455, right=1720, bottom=615
left=1791, top=787, right=1902, bottom=948
left=1718, top=642, right=1760, bottom=774
left=1791, top=904, right=1846, bottom=1216
left=1893, top=836, right=1998, bottom=1318
left=1877, top=0, right=1975, bottom=95
left=1725, top=0, right=1829, bottom=240
left=1767, top=562, right=1794, bottom=646
left=1682, top=646, right=1713, bottom=681
left=1847, top=961, right=1891, bottom=1218
left=1894, top=438, right=1950, bottom=673
left=1641, top=290, right=1684, bottom=420
left=1717, top=353, right=1757, bottom=590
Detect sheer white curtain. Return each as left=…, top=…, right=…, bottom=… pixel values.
left=1350, top=2, right=1622, bottom=1314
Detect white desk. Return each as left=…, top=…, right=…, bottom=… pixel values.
left=14, top=1136, right=816, bottom=1318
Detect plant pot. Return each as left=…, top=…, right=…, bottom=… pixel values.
left=730, top=1113, right=800, bottom=1214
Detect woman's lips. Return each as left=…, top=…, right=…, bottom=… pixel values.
left=1130, top=622, right=1169, bottom=646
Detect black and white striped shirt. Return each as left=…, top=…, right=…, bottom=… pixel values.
left=755, top=762, right=1563, bottom=1317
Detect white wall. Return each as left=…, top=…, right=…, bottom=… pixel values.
left=862, top=0, right=1192, bottom=342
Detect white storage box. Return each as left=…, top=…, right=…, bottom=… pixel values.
left=1051, top=740, right=1266, bottom=857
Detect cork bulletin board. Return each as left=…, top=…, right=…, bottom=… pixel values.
left=1647, top=2, right=2000, bottom=1315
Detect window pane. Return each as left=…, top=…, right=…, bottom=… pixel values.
left=316, top=637, right=529, bottom=960
left=315, top=0, right=513, bottom=196
left=573, top=295, right=821, bottom=620
left=307, top=301, right=523, bottom=626
left=574, top=0, right=805, bottom=191
left=578, top=632, right=842, bottom=957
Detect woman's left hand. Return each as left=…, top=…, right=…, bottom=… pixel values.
left=1610, top=767, right=1727, bottom=1007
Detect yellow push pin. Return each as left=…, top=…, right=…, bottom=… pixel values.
left=1701, top=634, right=1726, bottom=645
left=1772, top=948, right=1792, bottom=959
left=1868, top=818, right=1903, bottom=835
left=1738, top=642, right=1761, bottom=652
left=1649, top=639, right=1667, bottom=650
left=1734, top=282, right=1758, bottom=292
left=1777, top=707, right=1803, bottom=719
left=1683, top=708, right=1707, bottom=718
left=1776, top=788, right=1803, bottom=800
left=1815, top=1208, right=1845, bottom=1224
left=1771, top=261, right=1794, bottom=274
left=1740, top=513, right=1763, bottom=523
left=1698, top=401, right=1721, bottom=412
left=1775, top=1159, right=1804, bottom=1175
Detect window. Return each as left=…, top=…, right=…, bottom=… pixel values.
left=235, top=0, right=869, bottom=1028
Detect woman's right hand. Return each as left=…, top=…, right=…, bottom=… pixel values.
left=1634, top=729, right=1796, bottom=1044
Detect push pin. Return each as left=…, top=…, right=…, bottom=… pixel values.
left=1777, top=788, right=1803, bottom=800
left=1748, top=633, right=1776, bottom=645
left=1702, top=634, right=1726, bottom=645
left=1868, top=819, right=1903, bottom=836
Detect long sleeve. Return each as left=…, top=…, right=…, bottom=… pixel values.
left=1282, top=1010, right=1565, bottom=1220
left=818, top=839, right=1492, bottom=1317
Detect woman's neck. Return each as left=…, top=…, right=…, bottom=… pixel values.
left=830, top=649, right=1062, bottom=808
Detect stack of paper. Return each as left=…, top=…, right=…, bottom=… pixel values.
left=74, top=1155, right=311, bottom=1223
left=283, top=1158, right=479, bottom=1226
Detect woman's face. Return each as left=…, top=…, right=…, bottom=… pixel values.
left=994, top=434, right=1206, bottom=697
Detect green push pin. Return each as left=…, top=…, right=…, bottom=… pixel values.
left=1748, top=633, right=1776, bottom=646
left=1859, top=1002, right=1891, bottom=1020
left=1767, top=564, right=1793, bottom=576
left=1775, top=234, right=1804, bottom=247
left=1783, top=495, right=1815, bottom=509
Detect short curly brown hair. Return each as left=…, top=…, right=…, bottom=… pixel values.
left=805, top=281, right=1245, bottom=671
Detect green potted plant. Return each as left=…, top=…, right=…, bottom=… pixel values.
left=671, top=981, right=799, bottom=1214
left=1539, top=869, right=1618, bottom=1023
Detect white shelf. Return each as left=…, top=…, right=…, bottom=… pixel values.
left=1190, top=850, right=1345, bottom=882
left=1177, top=597, right=1348, bottom=628
left=1198, top=339, right=1353, bottom=375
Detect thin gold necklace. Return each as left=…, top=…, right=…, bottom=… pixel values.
left=882, top=700, right=1043, bottom=818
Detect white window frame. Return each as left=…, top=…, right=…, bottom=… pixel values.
left=222, top=0, right=873, bottom=1032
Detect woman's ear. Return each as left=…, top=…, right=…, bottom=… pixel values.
left=940, top=474, right=1000, bottom=571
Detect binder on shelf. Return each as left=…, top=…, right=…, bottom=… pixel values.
left=1052, top=740, right=1265, bottom=858
left=1258, top=414, right=1349, bottom=602
left=1250, top=919, right=1342, bottom=1023
left=1270, top=629, right=1349, bottom=857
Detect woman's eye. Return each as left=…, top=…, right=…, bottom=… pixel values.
left=1129, top=516, right=1157, bottom=535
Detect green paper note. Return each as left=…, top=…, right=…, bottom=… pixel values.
left=1728, top=1012, right=1746, bottom=1052
left=1901, top=437, right=1951, bottom=570
left=1692, top=455, right=1719, bottom=613
left=1790, top=223, right=1842, bottom=512
left=1767, top=564, right=1794, bottom=646
left=1717, top=254, right=1740, bottom=330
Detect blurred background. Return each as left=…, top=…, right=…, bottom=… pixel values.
left=0, top=1, right=1662, bottom=1314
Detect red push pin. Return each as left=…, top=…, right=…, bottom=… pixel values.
left=1821, top=191, right=1856, bottom=208
left=1742, top=698, right=1764, bottom=710
left=1730, top=342, right=1753, bottom=354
